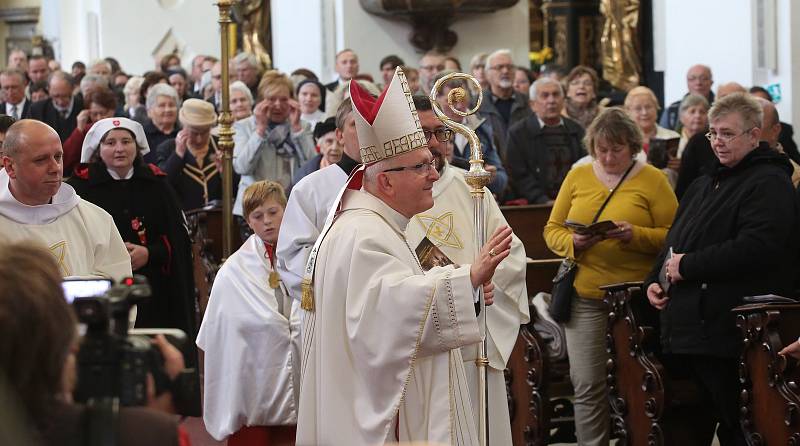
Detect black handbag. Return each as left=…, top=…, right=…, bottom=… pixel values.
left=548, top=161, right=636, bottom=323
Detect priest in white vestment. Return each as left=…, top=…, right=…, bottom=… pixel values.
left=296, top=68, right=515, bottom=446
left=403, top=97, right=530, bottom=445
left=276, top=99, right=361, bottom=300
left=0, top=120, right=130, bottom=281
left=198, top=180, right=301, bottom=444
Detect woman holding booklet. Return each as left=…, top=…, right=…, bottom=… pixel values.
left=543, top=107, right=678, bottom=445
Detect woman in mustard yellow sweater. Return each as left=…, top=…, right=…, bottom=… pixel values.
left=543, top=108, right=678, bottom=445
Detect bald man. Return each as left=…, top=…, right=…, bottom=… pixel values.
left=716, top=82, right=747, bottom=98
left=0, top=120, right=130, bottom=281
left=754, top=97, right=800, bottom=187
left=660, top=64, right=715, bottom=130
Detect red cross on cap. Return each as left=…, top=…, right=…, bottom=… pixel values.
left=112, top=119, right=120, bottom=126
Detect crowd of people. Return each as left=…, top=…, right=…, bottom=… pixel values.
left=0, top=43, right=799, bottom=446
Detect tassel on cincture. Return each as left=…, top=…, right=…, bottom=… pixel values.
left=301, top=278, right=315, bottom=311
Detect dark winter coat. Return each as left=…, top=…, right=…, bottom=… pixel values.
left=646, top=143, right=798, bottom=358
left=505, top=114, right=586, bottom=204
left=68, top=160, right=197, bottom=338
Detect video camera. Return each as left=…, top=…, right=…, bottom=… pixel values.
left=67, top=276, right=199, bottom=416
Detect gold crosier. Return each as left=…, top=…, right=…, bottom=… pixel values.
left=429, top=73, right=491, bottom=446
left=216, top=0, right=235, bottom=258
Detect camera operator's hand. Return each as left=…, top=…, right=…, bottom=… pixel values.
left=125, top=242, right=149, bottom=271
left=145, top=335, right=186, bottom=414
left=152, top=334, right=184, bottom=380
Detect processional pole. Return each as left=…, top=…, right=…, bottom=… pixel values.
left=216, top=0, right=235, bottom=259
left=430, top=73, right=491, bottom=446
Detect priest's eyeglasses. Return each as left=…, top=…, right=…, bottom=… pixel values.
left=382, top=159, right=438, bottom=175
left=423, top=128, right=454, bottom=143
left=705, top=128, right=753, bottom=144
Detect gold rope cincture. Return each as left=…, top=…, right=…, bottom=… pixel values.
left=300, top=165, right=366, bottom=311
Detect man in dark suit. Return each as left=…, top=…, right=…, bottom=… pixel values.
left=325, top=49, right=359, bottom=92
left=29, top=72, right=83, bottom=142
left=0, top=69, right=31, bottom=120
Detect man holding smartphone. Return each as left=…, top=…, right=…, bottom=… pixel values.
left=0, top=119, right=131, bottom=281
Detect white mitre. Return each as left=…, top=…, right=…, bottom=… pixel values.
left=350, top=66, right=426, bottom=164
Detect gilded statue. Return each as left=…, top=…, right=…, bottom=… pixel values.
left=601, top=0, right=641, bottom=91
left=234, top=0, right=272, bottom=70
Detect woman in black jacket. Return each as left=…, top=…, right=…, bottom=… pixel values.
left=67, top=117, right=196, bottom=337
left=645, top=93, right=798, bottom=445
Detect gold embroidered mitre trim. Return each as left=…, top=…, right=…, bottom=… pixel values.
left=352, top=67, right=425, bottom=164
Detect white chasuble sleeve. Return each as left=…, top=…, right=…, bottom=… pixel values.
left=77, top=201, right=132, bottom=281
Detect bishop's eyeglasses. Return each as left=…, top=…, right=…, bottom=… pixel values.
left=382, top=159, right=438, bottom=175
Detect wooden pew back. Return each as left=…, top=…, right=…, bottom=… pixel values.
left=501, top=204, right=557, bottom=260
left=735, top=302, right=800, bottom=445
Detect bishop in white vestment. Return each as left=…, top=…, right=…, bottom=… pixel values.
left=296, top=68, right=514, bottom=446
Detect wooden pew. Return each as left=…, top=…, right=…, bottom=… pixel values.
left=501, top=204, right=556, bottom=260
left=186, top=207, right=242, bottom=316
left=507, top=303, right=575, bottom=446
left=734, top=300, right=800, bottom=445
left=603, top=282, right=714, bottom=446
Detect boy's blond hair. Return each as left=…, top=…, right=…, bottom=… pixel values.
left=242, top=180, right=287, bottom=220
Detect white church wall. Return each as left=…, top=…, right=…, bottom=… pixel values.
left=660, top=0, right=798, bottom=125
left=272, top=0, right=529, bottom=86
left=54, top=0, right=220, bottom=75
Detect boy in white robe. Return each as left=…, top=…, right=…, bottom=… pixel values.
left=197, top=180, right=300, bottom=445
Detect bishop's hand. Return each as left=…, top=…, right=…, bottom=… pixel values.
left=470, top=225, right=513, bottom=289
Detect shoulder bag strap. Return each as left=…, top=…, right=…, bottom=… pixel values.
left=591, top=160, right=636, bottom=224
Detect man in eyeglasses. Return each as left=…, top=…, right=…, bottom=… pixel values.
left=405, top=94, right=529, bottom=446
left=660, top=64, right=715, bottom=131
left=476, top=48, right=531, bottom=161
left=296, top=68, right=514, bottom=445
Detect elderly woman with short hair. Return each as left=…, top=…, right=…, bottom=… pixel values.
left=625, top=86, right=681, bottom=185
left=232, top=70, right=314, bottom=223
left=677, top=93, right=709, bottom=157
left=123, top=75, right=145, bottom=121
left=645, top=92, right=797, bottom=445
left=143, top=83, right=180, bottom=163
left=544, top=108, right=677, bottom=446
left=562, top=65, right=605, bottom=129
left=229, top=80, right=254, bottom=122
